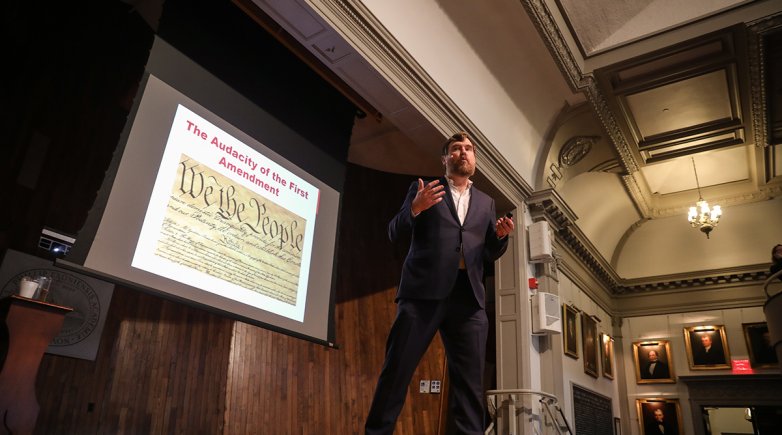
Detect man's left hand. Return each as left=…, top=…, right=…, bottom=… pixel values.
left=495, top=216, right=514, bottom=238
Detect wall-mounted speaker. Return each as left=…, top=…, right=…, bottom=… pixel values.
left=531, top=292, right=562, bottom=334
left=528, top=221, right=553, bottom=261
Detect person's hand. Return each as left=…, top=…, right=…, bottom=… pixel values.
left=495, top=215, right=514, bottom=238
left=411, top=178, right=445, bottom=216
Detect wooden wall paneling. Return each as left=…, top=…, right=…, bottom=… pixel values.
left=35, top=288, right=116, bottom=434
left=223, top=324, right=235, bottom=431
left=31, top=164, right=449, bottom=434
left=218, top=164, right=449, bottom=434
left=224, top=321, right=239, bottom=431
left=151, top=302, right=171, bottom=434
left=343, top=295, right=371, bottom=433
left=34, top=287, right=233, bottom=435
left=208, top=315, right=230, bottom=429
left=155, top=300, right=173, bottom=434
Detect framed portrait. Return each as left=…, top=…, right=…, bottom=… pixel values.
left=632, top=340, right=675, bottom=384
left=601, top=333, right=614, bottom=379
left=581, top=314, right=598, bottom=378
left=637, top=398, right=683, bottom=435
left=563, top=304, right=579, bottom=359
left=743, top=322, right=778, bottom=368
left=683, top=325, right=731, bottom=369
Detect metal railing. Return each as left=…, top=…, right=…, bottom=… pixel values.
left=485, top=389, right=572, bottom=435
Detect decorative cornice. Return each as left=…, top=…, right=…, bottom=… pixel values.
left=527, top=189, right=773, bottom=296
left=518, top=0, right=588, bottom=92
left=583, top=82, right=640, bottom=174
left=518, top=0, right=640, bottom=178
left=615, top=266, right=770, bottom=295
left=307, top=0, right=533, bottom=200
left=526, top=189, right=620, bottom=292
left=621, top=173, right=651, bottom=218
left=306, top=0, right=778, bottom=298
left=556, top=223, right=621, bottom=292
left=747, top=22, right=769, bottom=148
left=526, top=188, right=578, bottom=231
left=746, top=13, right=782, bottom=148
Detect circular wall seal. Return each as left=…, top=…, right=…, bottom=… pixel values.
left=2, top=268, right=101, bottom=346
left=559, top=136, right=598, bottom=167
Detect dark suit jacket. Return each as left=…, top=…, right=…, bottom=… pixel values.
left=388, top=178, right=508, bottom=308
left=692, top=341, right=725, bottom=365
left=642, top=361, right=670, bottom=379
left=645, top=421, right=676, bottom=435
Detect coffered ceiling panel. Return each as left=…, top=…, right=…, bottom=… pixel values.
left=624, top=66, right=745, bottom=162
left=639, top=146, right=749, bottom=194
left=626, top=70, right=734, bottom=137
left=598, top=26, right=751, bottom=165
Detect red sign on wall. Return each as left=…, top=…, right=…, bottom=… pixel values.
left=731, top=359, right=753, bottom=374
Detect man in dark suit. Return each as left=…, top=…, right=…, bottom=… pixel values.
left=642, top=350, right=670, bottom=379
left=692, top=332, right=725, bottom=365
left=645, top=408, right=677, bottom=435
left=365, top=131, right=514, bottom=435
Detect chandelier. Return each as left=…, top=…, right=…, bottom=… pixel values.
left=687, top=157, right=721, bottom=238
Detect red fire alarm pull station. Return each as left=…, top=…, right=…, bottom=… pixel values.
left=528, top=277, right=538, bottom=289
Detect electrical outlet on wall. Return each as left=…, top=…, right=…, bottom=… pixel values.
left=419, top=380, right=430, bottom=393
left=430, top=380, right=441, bottom=394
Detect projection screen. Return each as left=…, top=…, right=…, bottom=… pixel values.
left=62, top=38, right=341, bottom=346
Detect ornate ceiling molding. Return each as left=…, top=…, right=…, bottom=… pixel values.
left=526, top=188, right=578, bottom=231
left=557, top=224, right=621, bottom=292
left=517, top=0, right=587, bottom=91
left=583, top=82, right=640, bottom=174
left=621, top=173, right=651, bottom=218
left=305, top=0, right=533, bottom=201
left=615, top=266, right=770, bottom=295
left=527, top=189, right=620, bottom=292
left=746, top=12, right=782, bottom=148
left=519, top=0, right=640, bottom=178
left=301, top=0, right=777, bottom=300
left=520, top=1, right=782, bottom=221
left=527, top=189, right=773, bottom=297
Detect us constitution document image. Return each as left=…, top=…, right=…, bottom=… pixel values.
left=156, top=153, right=306, bottom=306
left=132, top=104, right=318, bottom=322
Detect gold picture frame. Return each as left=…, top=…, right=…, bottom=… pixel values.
left=632, top=340, right=675, bottom=384
left=637, top=398, right=683, bottom=435
left=563, top=304, right=579, bottom=359
left=601, top=333, right=614, bottom=379
left=742, top=322, right=778, bottom=369
left=683, top=325, right=731, bottom=369
left=581, top=314, right=598, bottom=378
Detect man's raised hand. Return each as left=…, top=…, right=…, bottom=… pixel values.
left=411, top=178, right=445, bottom=216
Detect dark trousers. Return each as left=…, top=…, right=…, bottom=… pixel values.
left=365, top=271, right=489, bottom=435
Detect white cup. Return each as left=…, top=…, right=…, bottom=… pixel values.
left=19, top=276, right=38, bottom=298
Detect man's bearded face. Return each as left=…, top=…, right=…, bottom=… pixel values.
left=443, top=138, right=476, bottom=178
